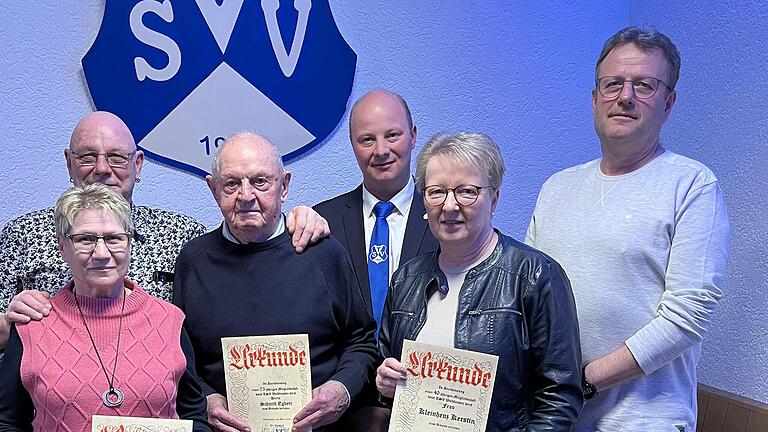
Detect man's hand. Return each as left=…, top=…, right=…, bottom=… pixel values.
left=376, top=357, right=407, bottom=398
left=207, top=393, right=251, bottom=432
left=286, top=206, right=330, bottom=253
left=292, top=380, right=349, bottom=432
left=6, top=290, right=51, bottom=324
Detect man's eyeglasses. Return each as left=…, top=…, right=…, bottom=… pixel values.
left=66, top=233, right=131, bottom=253
left=596, top=76, right=673, bottom=100
left=423, top=184, right=491, bottom=207
left=71, top=151, right=135, bottom=168
left=221, top=176, right=279, bottom=195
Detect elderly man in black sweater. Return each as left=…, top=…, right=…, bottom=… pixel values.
left=173, top=132, right=377, bottom=432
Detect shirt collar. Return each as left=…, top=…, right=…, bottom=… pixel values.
left=222, top=213, right=286, bottom=244
left=362, top=176, right=415, bottom=217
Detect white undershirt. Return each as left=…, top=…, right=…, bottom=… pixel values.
left=416, top=247, right=495, bottom=348
left=222, top=214, right=285, bottom=244
left=361, top=177, right=415, bottom=278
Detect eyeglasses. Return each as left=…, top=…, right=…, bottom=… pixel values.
left=66, top=233, right=131, bottom=253
left=423, top=184, right=491, bottom=207
left=221, top=176, right=279, bottom=195
left=596, top=76, right=673, bottom=100
left=71, top=151, right=135, bottom=168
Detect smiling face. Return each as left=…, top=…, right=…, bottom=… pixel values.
left=59, top=208, right=131, bottom=297
left=592, top=43, right=676, bottom=157
left=65, top=112, right=144, bottom=202
left=423, top=155, right=498, bottom=252
left=350, top=90, right=417, bottom=200
left=206, top=136, right=291, bottom=243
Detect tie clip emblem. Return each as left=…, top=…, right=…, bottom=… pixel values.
left=369, top=244, right=388, bottom=264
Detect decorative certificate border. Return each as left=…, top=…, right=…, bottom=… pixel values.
left=92, top=415, right=192, bottom=432
left=389, top=340, right=498, bottom=432
left=221, top=334, right=312, bottom=429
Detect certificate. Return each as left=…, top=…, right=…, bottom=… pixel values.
left=92, top=415, right=192, bottom=431
left=389, top=340, right=498, bottom=432
left=222, top=334, right=313, bottom=431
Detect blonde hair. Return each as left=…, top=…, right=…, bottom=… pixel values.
left=54, top=184, right=133, bottom=237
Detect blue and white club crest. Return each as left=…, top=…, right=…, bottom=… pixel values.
left=369, top=244, right=388, bottom=265
left=82, top=0, right=356, bottom=177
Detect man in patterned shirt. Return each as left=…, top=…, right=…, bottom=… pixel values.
left=0, top=111, right=329, bottom=351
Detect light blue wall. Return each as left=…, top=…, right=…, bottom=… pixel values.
left=1, top=1, right=765, bottom=403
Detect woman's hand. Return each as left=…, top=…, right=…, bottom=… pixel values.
left=376, top=357, right=407, bottom=398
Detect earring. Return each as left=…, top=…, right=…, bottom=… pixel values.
left=69, top=178, right=74, bottom=183
left=135, top=178, right=141, bottom=183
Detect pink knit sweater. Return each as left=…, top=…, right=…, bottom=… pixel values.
left=15, top=279, right=187, bottom=432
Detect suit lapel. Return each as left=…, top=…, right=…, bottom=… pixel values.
left=400, top=189, right=432, bottom=265
left=341, top=186, right=372, bottom=308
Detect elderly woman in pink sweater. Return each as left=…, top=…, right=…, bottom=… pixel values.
left=0, top=184, right=211, bottom=432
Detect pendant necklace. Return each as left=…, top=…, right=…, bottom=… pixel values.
left=74, top=285, right=126, bottom=408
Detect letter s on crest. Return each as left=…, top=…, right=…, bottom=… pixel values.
left=130, top=0, right=182, bottom=82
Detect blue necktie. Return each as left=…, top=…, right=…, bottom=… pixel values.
left=368, top=201, right=395, bottom=338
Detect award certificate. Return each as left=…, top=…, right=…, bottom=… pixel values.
left=222, top=334, right=312, bottom=431
left=91, top=415, right=192, bottom=431
left=389, top=340, right=498, bottom=432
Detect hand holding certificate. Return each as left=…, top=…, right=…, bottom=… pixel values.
left=387, top=340, right=498, bottom=432
left=222, top=334, right=313, bottom=431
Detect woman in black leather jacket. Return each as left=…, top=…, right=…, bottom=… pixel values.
left=375, top=132, right=583, bottom=431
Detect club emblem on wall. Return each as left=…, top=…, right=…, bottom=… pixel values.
left=82, top=0, right=356, bottom=177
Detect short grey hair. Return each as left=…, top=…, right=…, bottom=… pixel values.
left=596, top=26, right=681, bottom=89
left=415, top=132, right=505, bottom=191
left=210, top=132, right=284, bottom=180
left=54, top=183, right=133, bottom=237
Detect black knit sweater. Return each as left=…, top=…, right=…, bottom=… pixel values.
left=172, top=227, right=377, bottom=429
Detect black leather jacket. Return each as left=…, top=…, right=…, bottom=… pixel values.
left=379, top=231, right=583, bottom=431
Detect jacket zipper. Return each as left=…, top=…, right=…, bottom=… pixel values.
left=468, top=307, right=522, bottom=316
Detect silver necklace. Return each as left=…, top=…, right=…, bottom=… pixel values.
left=73, top=286, right=126, bottom=408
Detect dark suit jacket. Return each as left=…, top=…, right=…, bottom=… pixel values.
left=314, top=184, right=439, bottom=311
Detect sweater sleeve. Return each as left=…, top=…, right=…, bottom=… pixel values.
left=172, top=247, right=218, bottom=398
left=176, top=327, right=213, bottom=432
left=0, top=221, right=27, bottom=313
left=321, top=248, right=377, bottom=404
left=625, top=181, right=730, bottom=374
left=0, top=326, right=34, bottom=431
left=525, top=259, right=584, bottom=429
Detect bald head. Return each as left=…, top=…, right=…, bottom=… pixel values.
left=348, top=89, right=417, bottom=200
left=206, top=132, right=291, bottom=243
left=349, top=89, right=413, bottom=138
left=70, top=111, right=136, bottom=152
left=65, top=111, right=144, bottom=202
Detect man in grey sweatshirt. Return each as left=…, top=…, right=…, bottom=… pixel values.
left=526, top=27, right=730, bottom=431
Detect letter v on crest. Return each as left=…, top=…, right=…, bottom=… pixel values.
left=261, top=0, right=312, bottom=77
left=195, top=0, right=311, bottom=77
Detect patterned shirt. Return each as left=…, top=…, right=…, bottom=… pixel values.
left=0, top=205, right=207, bottom=310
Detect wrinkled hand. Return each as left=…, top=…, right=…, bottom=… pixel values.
left=286, top=205, right=330, bottom=253
left=6, top=290, right=51, bottom=323
left=292, top=380, right=349, bottom=432
left=376, top=357, right=407, bottom=398
left=207, top=393, right=250, bottom=432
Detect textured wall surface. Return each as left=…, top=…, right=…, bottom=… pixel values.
left=1, top=1, right=765, bottom=402
left=630, top=0, right=768, bottom=404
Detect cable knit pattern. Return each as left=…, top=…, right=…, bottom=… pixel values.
left=15, top=279, right=187, bottom=432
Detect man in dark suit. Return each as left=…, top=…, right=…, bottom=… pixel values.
left=316, top=89, right=438, bottom=324
left=314, top=89, right=438, bottom=430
